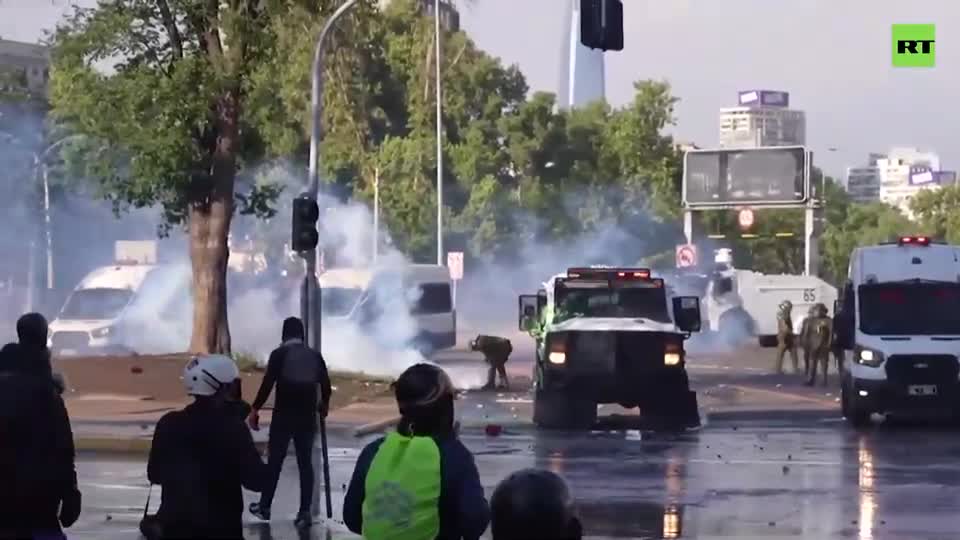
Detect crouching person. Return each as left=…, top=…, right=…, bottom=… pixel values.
left=146, top=354, right=268, bottom=539
left=343, top=363, right=490, bottom=540
left=470, top=335, right=512, bottom=391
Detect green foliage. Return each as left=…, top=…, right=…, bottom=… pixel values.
left=232, top=351, right=262, bottom=373
left=910, top=184, right=960, bottom=243
left=821, top=202, right=919, bottom=283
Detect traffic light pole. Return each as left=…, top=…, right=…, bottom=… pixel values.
left=305, top=0, right=359, bottom=521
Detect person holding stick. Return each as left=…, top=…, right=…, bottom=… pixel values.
left=248, top=317, right=332, bottom=529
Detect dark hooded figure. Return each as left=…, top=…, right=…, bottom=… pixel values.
left=0, top=313, right=81, bottom=539
left=490, top=469, right=583, bottom=540
left=249, top=317, right=332, bottom=528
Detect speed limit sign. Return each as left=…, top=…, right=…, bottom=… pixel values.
left=738, top=208, right=755, bottom=229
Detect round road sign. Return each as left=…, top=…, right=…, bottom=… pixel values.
left=676, top=244, right=697, bottom=268
left=738, top=208, right=755, bottom=229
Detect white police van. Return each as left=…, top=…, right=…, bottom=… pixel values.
left=837, top=236, right=960, bottom=425
left=318, top=264, right=456, bottom=355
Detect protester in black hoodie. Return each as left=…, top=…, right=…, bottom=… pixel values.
left=0, top=313, right=81, bottom=540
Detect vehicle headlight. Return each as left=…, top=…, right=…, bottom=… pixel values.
left=664, top=341, right=682, bottom=366
left=547, top=336, right=567, bottom=365
left=91, top=326, right=112, bottom=338
left=854, top=346, right=883, bottom=367
left=548, top=351, right=566, bottom=365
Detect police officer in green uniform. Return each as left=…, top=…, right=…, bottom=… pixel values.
left=775, top=300, right=800, bottom=374
left=798, top=304, right=817, bottom=378
left=804, top=303, right=834, bottom=387
left=343, top=364, right=490, bottom=540
left=470, top=335, right=512, bottom=391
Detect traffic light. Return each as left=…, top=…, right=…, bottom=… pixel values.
left=291, top=194, right=319, bottom=252
left=580, top=0, right=624, bottom=51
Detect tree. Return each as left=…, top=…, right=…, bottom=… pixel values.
left=910, top=184, right=960, bottom=243
left=47, top=0, right=344, bottom=353
left=821, top=202, right=919, bottom=283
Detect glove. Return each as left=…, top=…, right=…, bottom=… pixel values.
left=60, top=488, right=81, bottom=528
left=317, top=402, right=329, bottom=420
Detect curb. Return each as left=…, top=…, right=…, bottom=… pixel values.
left=353, top=416, right=401, bottom=438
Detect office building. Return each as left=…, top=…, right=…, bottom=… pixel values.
left=378, top=0, right=460, bottom=31
left=875, top=147, right=943, bottom=219
left=845, top=166, right=881, bottom=203
left=718, top=90, right=805, bottom=148
left=558, top=0, right=606, bottom=109
left=0, top=39, right=49, bottom=95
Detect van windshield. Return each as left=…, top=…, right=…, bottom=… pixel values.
left=321, top=287, right=363, bottom=316
left=555, top=281, right=671, bottom=322
left=60, top=288, right=134, bottom=320
left=858, top=282, right=960, bottom=335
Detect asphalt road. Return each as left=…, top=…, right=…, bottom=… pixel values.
left=66, top=413, right=960, bottom=540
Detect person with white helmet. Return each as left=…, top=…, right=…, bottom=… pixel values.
left=146, top=353, right=267, bottom=539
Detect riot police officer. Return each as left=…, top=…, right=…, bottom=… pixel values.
left=775, top=300, right=800, bottom=374
left=803, top=303, right=834, bottom=387
left=798, top=304, right=817, bottom=378
left=470, top=335, right=512, bottom=391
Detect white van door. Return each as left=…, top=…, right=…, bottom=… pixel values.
left=410, top=281, right=456, bottom=352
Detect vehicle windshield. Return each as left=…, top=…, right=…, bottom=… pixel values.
left=321, top=287, right=363, bottom=316
left=59, top=288, right=134, bottom=320
left=858, top=282, right=960, bottom=335
left=555, top=281, right=671, bottom=322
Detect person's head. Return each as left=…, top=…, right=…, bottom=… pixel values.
left=491, top=469, right=582, bottom=540
left=393, top=363, right=456, bottom=437
left=779, top=300, right=792, bottom=313
left=815, top=303, right=828, bottom=317
left=183, top=354, right=240, bottom=402
left=17, top=312, right=48, bottom=348
left=282, top=317, right=305, bottom=342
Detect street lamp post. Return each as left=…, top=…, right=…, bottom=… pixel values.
left=304, top=0, right=359, bottom=521
left=434, top=0, right=444, bottom=266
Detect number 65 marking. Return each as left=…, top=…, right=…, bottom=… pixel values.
left=803, top=289, right=816, bottom=302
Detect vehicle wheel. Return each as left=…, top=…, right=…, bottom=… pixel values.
left=842, top=382, right=871, bottom=427
left=533, top=390, right=597, bottom=430
left=718, top=309, right=755, bottom=346
left=757, top=335, right=778, bottom=348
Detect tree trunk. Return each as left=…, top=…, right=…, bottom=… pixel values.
left=188, top=90, right=238, bottom=354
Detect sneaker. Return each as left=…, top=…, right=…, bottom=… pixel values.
left=294, top=511, right=312, bottom=529
left=249, top=502, right=270, bottom=521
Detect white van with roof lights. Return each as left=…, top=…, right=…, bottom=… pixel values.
left=837, top=236, right=960, bottom=425
left=318, top=264, right=456, bottom=355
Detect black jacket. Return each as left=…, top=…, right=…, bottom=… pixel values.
left=252, top=339, right=332, bottom=428
left=147, top=399, right=267, bottom=539
left=0, top=364, right=78, bottom=537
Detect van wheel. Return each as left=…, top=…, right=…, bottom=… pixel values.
left=842, top=382, right=871, bottom=427
left=534, top=390, right=596, bottom=430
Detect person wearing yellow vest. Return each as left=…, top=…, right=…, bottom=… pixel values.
left=343, top=364, right=490, bottom=540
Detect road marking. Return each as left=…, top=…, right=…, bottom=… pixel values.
left=495, top=398, right=533, bottom=404
left=690, top=458, right=841, bottom=467
left=80, top=483, right=146, bottom=491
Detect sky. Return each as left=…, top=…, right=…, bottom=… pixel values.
left=2, top=0, right=957, bottom=179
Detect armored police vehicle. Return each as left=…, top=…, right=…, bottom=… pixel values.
left=837, top=236, right=960, bottom=426
left=518, top=267, right=703, bottom=430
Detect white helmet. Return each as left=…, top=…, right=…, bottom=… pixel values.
left=183, top=354, right=239, bottom=397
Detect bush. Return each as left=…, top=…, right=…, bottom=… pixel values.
left=232, top=351, right=262, bottom=373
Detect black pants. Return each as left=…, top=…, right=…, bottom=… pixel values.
left=260, top=416, right=315, bottom=514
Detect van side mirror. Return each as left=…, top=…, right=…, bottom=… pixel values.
left=518, top=295, right=540, bottom=331
left=672, top=296, right=702, bottom=333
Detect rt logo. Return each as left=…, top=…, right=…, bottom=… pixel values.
left=892, top=24, right=935, bottom=67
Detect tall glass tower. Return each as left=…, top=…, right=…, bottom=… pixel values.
left=558, top=0, right=606, bottom=109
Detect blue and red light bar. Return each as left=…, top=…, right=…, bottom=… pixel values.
left=567, top=267, right=652, bottom=280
